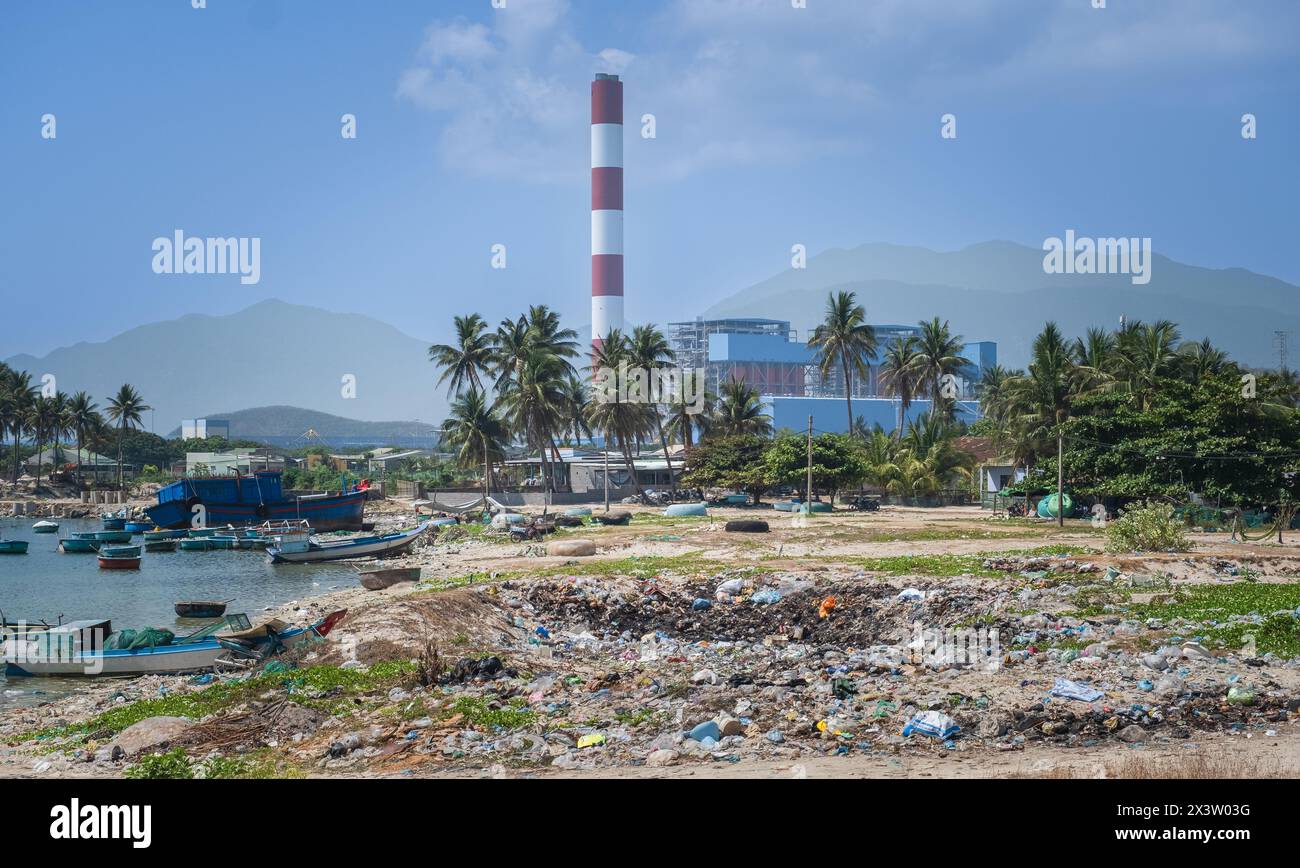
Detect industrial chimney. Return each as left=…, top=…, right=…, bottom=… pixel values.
left=591, top=73, right=623, bottom=356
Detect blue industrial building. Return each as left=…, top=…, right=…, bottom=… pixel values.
left=765, top=396, right=981, bottom=436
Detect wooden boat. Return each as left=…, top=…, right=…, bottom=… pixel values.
left=0, top=540, right=29, bottom=554
left=60, top=537, right=99, bottom=553
left=145, top=540, right=177, bottom=553
left=174, top=599, right=232, bottom=618
left=75, top=530, right=133, bottom=544
left=358, top=566, right=421, bottom=590
left=267, top=523, right=429, bottom=564
left=32, top=520, right=59, bottom=534
left=3, top=611, right=346, bottom=677
left=143, top=529, right=186, bottom=541
left=98, top=545, right=142, bottom=570
left=145, top=471, right=365, bottom=531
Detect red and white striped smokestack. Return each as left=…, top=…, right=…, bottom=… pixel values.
left=591, top=72, right=623, bottom=356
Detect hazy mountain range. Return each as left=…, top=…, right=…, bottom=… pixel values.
left=6, top=242, right=1295, bottom=433
left=704, top=241, right=1298, bottom=370
left=164, top=406, right=441, bottom=445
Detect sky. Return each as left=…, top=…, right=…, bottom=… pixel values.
left=3, top=0, right=1298, bottom=358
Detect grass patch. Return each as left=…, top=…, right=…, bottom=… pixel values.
left=448, top=695, right=536, bottom=730
left=857, top=554, right=1002, bottom=578
left=16, top=662, right=415, bottom=744
left=1124, top=583, right=1300, bottom=657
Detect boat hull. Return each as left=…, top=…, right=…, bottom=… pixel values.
left=268, top=524, right=428, bottom=564
left=145, top=489, right=367, bottom=532
left=98, top=556, right=141, bottom=570
left=0, top=542, right=29, bottom=554
left=60, top=538, right=99, bottom=553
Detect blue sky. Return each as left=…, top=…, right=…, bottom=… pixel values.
left=3, top=0, right=1298, bottom=357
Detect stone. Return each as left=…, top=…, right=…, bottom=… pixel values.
left=1117, top=725, right=1148, bottom=744
left=109, top=716, right=192, bottom=757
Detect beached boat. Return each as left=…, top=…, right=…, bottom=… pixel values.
left=145, top=471, right=366, bottom=531
left=3, top=611, right=346, bottom=677
left=267, top=523, right=429, bottom=564
left=32, top=520, right=59, bottom=534
left=358, top=566, right=422, bottom=590
left=174, top=600, right=231, bottom=618
left=75, top=530, right=133, bottom=544
left=0, top=540, right=29, bottom=554
left=60, top=537, right=99, bottom=553
left=145, top=540, right=177, bottom=553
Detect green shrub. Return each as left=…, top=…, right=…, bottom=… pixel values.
left=1106, top=501, right=1191, bottom=552
left=123, top=749, right=193, bottom=779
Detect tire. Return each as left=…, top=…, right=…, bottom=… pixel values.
left=724, top=519, right=769, bottom=533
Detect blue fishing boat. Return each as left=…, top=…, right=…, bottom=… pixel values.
left=267, top=523, right=429, bottom=564
left=101, top=510, right=128, bottom=530
left=145, top=471, right=366, bottom=531
left=124, top=521, right=153, bottom=534
left=74, top=530, right=133, bottom=544
left=60, top=538, right=99, bottom=553
left=0, top=540, right=29, bottom=554
left=143, top=529, right=187, bottom=541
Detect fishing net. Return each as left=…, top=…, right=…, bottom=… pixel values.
left=105, top=628, right=175, bottom=650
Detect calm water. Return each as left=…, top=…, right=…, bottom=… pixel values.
left=0, top=516, right=362, bottom=706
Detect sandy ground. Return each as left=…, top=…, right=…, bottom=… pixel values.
left=3, top=499, right=1298, bottom=779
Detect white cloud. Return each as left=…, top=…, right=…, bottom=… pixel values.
left=397, top=0, right=1297, bottom=184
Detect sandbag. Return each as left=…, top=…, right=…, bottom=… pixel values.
left=724, top=519, right=769, bottom=533
left=547, top=539, right=597, bottom=557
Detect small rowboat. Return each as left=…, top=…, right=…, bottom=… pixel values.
left=267, top=523, right=430, bottom=564
left=75, top=530, right=133, bottom=544
left=179, top=538, right=213, bottom=551
left=358, top=566, right=421, bottom=590
left=101, top=513, right=127, bottom=530
left=143, top=529, right=186, bottom=542
left=145, top=540, right=177, bottom=553
left=0, top=540, right=29, bottom=555
left=124, top=521, right=153, bottom=534
left=32, top=520, right=59, bottom=534
left=98, top=553, right=141, bottom=570
left=174, top=599, right=233, bottom=618
left=60, top=538, right=99, bottom=553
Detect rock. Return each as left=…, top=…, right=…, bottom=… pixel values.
left=646, top=749, right=679, bottom=767
left=109, top=716, right=192, bottom=757
left=547, top=539, right=597, bottom=557
left=1117, top=725, right=1148, bottom=744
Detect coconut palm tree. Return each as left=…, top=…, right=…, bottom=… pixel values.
left=628, top=324, right=680, bottom=495
left=560, top=374, right=593, bottom=446
left=2, top=368, right=38, bottom=484
left=497, top=349, right=569, bottom=508
left=1115, top=319, right=1181, bottom=409
left=586, top=329, right=656, bottom=505
left=1178, top=337, right=1233, bottom=385
left=807, top=291, right=877, bottom=432
left=67, top=391, right=101, bottom=487
left=878, top=335, right=923, bottom=437
left=429, top=313, right=495, bottom=397
left=105, top=384, right=150, bottom=490
left=711, top=377, right=773, bottom=437
left=1007, top=323, right=1078, bottom=527
left=914, top=317, right=971, bottom=419
left=440, top=387, right=508, bottom=504
left=664, top=372, right=714, bottom=451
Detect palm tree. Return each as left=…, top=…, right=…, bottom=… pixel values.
left=429, top=313, right=495, bottom=397
left=628, top=324, right=679, bottom=495
left=711, top=377, right=773, bottom=437
left=497, top=349, right=568, bottom=509
left=807, top=291, right=877, bottom=431
left=1007, top=323, right=1078, bottom=527
left=586, top=329, right=655, bottom=506
left=1178, top=337, right=1232, bottom=385
left=440, top=388, right=508, bottom=504
left=67, top=391, right=101, bottom=487
left=2, top=368, right=38, bottom=484
left=664, top=373, right=714, bottom=451
left=914, top=317, right=971, bottom=419
left=1115, top=319, right=1181, bottom=409
left=560, top=374, right=593, bottom=446
left=105, top=384, right=150, bottom=490
left=878, top=335, right=923, bottom=437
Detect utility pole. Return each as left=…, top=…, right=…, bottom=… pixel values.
left=603, top=430, right=610, bottom=513
left=1057, top=426, right=1065, bottom=528
left=806, top=415, right=814, bottom=514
